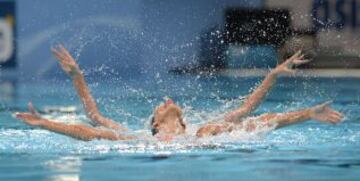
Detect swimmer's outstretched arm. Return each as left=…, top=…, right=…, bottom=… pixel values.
left=15, top=113, right=134, bottom=141
left=196, top=101, right=343, bottom=137
left=257, top=101, right=343, bottom=129
left=51, top=45, right=127, bottom=131
left=225, top=51, right=309, bottom=122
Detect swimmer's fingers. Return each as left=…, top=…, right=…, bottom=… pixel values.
left=310, top=101, right=344, bottom=125
left=331, top=114, right=343, bottom=123
left=28, top=102, right=42, bottom=119
left=59, top=44, right=71, bottom=56
left=327, top=108, right=344, bottom=121
left=298, top=54, right=305, bottom=60
left=52, top=45, right=73, bottom=63
left=52, top=47, right=72, bottom=69
left=287, top=50, right=302, bottom=62
left=15, top=112, right=32, bottom=120
left=285, top=50, right=309, bottom=66
left=58, top=44, right=76, bottom=62
left=15, top=112, right=45, bottom=127
left=51, top=47, right=66, bottom=61
left=327, top=113, right=343, bottom=124
left=323, top=100, right=333, bottom=106
left=317, top=101, right=333, bottom=109
left=332, top=110, right=343, bottom=118
left=289, top=53, right=304, bottom=64
left=287, top=54, right=304, bottom=65
left=326, top=117, right=338, bottom=124
left=52, top=46, right=80, bottom=75
left=292, top=53, right=311, bottom=65
left=57, top=44, right=80, bottom=68
left=293, top=59, right=311, bottom=65
left=278, top=51, right=304, bottom=74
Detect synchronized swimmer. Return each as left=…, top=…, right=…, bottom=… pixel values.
left=15, top=45, right=344, bottom=141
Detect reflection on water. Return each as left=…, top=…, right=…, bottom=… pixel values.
left=43, top=156, right=81, bottom=181
left=49, top=175, right=79, bottom=181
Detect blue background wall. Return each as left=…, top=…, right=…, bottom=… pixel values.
left=11, top=0, right=262, bottom=79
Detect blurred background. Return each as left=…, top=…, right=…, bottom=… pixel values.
left=1, top=0, right=360, bottom=103
left=0, top=0, right=357, bottom=73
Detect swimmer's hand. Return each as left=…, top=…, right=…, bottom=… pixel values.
left=15, top=113, right=44, bottom=127
left=309, top=101, right=344, bottom=124
left=28, top=102, right=42, bottom=119
left=273, top=50, right=310, bottom=75
left=51, top=44, right=82, bottom=77
left=15, top=102, right=45, bottom=126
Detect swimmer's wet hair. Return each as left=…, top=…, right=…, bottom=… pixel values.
left=150, top=116, right=157, bottom=136
left=150, top=116, right=186, bottom=136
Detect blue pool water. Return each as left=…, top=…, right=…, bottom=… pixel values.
left=1, top=75, right=360, bottom=180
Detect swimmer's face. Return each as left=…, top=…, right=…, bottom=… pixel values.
left=151, top=98, right=186, bottom=136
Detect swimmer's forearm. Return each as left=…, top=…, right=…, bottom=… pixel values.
left=39, top=119, right=128, bottom=141
left=226, top=51, right=310, bottom=122
left=260, top=102, right=343, bottom=128
left=51, top=45, right=127, bottom=131
left=90, top=114, right=128, bottom=131
left=71, top=68, right=127, bottom=131
left=242, top=70, right=278, bottom=112
left=261, top=109, right=311, bottom=128
left=226, top=71, right=278, bottom=121
left=52, top=44, right=100, bottom=118
left=72, top=73, right=101, bottom=119
left=38, top=119, right=100, bottom=140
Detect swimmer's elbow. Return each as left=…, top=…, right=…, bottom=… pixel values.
left=196, top=124, right=225, bottom=138
left=196, top=126, right=210, bottom=137
left=226, top=108, right=250, bottom=122
left=196, top=130, right=206, bottom=137
left=87, top=112, right=102, bottom=122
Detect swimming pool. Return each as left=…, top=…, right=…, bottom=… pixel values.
left=1, top=75, right=359, bottom=180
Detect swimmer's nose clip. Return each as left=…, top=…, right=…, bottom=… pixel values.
left=163, top=96, right=174, bottom=105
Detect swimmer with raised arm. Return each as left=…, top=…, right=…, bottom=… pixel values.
left=15, top=45, right=344, bottom=141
